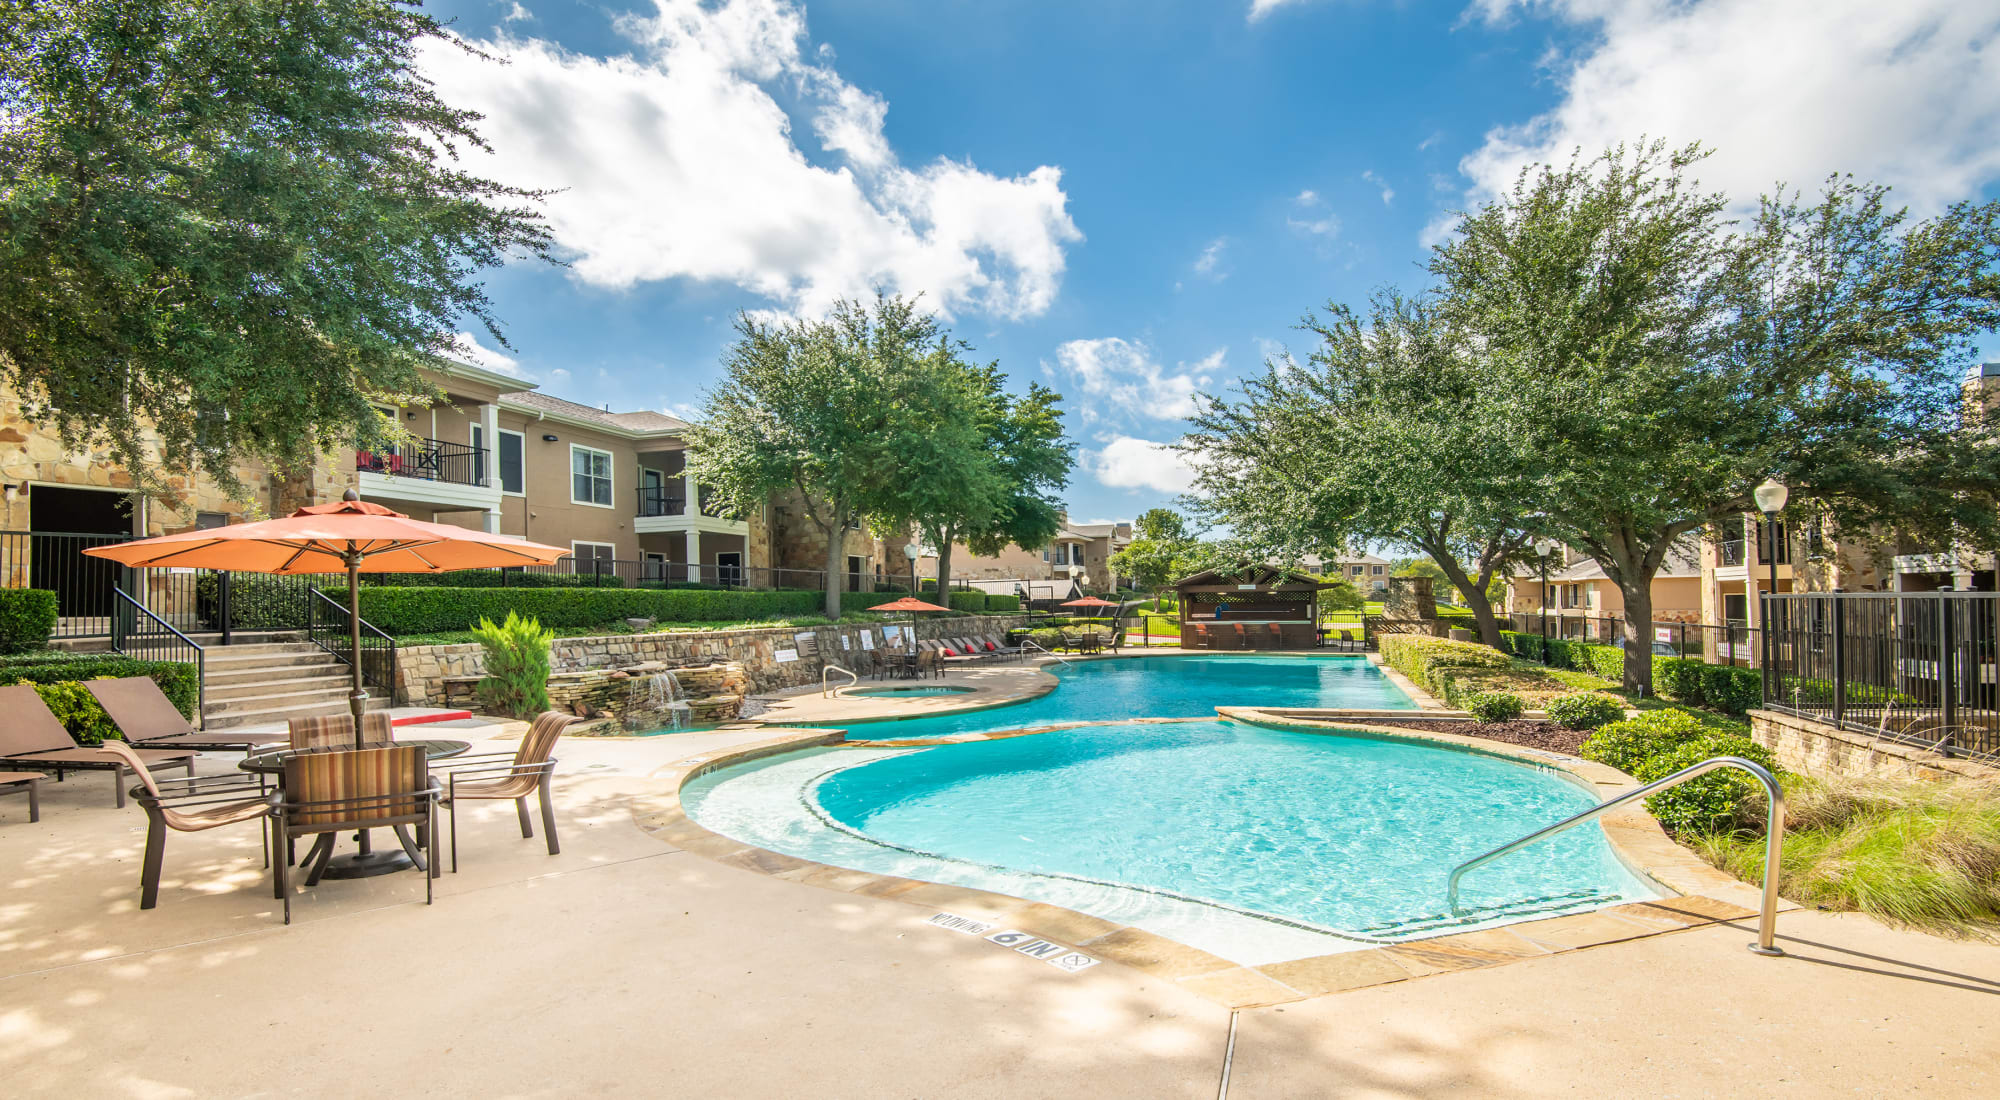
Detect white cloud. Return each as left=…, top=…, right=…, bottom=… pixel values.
left=1089, top=437, right=1201, bottom=494
left=421, top=0, right=1081, bottom=320
left=450, top=332, right=532, bottom=379
left=1192, top=237, right=1228, bottom=281
left=1454, top=1, right=2000, bottom=217
left=1048, top=338, right=1220, bottom=422
left=503, top=2, right=533, bottom=23
left=1287, top=188, right=1340, bottom=240
left=1248, top=0, right=1321, bottom=21
left=1362, top=169, right=1394, bottom=205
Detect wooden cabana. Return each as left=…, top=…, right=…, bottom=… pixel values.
left=1174, top=564, right=1335, bottom=650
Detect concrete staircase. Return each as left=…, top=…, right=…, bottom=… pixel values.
left=201, top=641, right=390, bottom=730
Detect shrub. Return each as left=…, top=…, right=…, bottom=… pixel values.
left=983, top=593, right=1021, bottom=613
left=29, top=680, right=123, bottom=745
left=1377, top=634, right=1515, bottom=709
left=1637, top=733, right=1780, bottom=833
left=1656, top=657, right=1708, bottom=705
left=1465, top=691, right=1525, bottom=722
left=195, top=573, right=316, bottom=631
left=0, top=654, right=199, bottom=721
left=0, top=588, right=58, bottom=654
left=1025, top=627, right=1064, bottom=651
left=357, top=586, right=823, bottom=635
left=1580, top=709, right=1711, bottom=774
left=1698, top=663, right=1762, bottom=715
left=947, top=590, right=987, bottom=613
left=369, top=570, right=624, bottom=588
left=1498, top=630, right=1545, bottom=661
left=471, top=612, right=553, bottom=718
left=1545, top=691, right=1627, bottom=731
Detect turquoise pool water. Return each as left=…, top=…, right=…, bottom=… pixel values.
left=822, top=655, right=1414, bottom=740
left=807, top=721, right=1651, bottom=934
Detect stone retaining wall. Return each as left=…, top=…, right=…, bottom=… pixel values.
left=394, top=613, right=1032, bottom=707
left=1748, top=708, right=1998, bottom=782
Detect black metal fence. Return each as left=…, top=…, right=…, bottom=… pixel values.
left=355, top=438, right=486, bottom=486
left=1505, top=611, right=1761, bottom=666
left=1763, top=592, right=1999, bottom=762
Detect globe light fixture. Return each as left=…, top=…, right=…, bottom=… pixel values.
left=1754, top=477, right=1789, bottom=517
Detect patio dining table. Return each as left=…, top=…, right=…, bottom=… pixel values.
left=241, top=739, right=470, bottom=878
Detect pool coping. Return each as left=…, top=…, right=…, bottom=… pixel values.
left=630, top=716, right=1790, bottom=1010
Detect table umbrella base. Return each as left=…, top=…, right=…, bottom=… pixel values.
left=318, top=850, right=417, bottom=879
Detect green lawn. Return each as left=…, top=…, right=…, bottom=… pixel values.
left=1526, top=661, right=1750, bottom=735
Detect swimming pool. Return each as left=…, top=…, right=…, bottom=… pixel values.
left=820, top=654, right=1414, bottom=740
left=682, top=719, right=1659, bottom=960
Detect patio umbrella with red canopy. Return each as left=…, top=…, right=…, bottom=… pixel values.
left=84, top=490, right=572, bottom=742
left=868, top=595, right=952, bottom=655
left=1059, top=595, right=1119, bottom=620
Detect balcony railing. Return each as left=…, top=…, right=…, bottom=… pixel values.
left=356, top=438, right=486, bottom=487
left=636, top=485, right=736, bottom=519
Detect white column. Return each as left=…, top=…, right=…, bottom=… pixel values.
left=685, top=528, right=701, bottom=584
left=483, top=507, right=501, bottom=535
left=479, top=403, right=500, bottom=489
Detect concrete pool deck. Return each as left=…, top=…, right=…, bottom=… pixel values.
left=4, top=724, right=1998, bottom=1096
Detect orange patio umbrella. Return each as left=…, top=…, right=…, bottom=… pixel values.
left=1060, top=595, right=1119, bottom=620
left=84, top=490, right=572, bottom=739
left=867, top=595, right=952, bottom=655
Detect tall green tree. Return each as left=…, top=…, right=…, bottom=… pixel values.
left=1133, top=508, right=1190, bottom=543
left=874, top=355, right=1072, bottom=600
left=1110, top=507, right=1197, bottom=606
left=0, top=0, right=555, bottom=495
left=1185, top=294, right=1533, bottom=648
left=688, top=297, right=960, bottom=618
left=1438, top=142, right=2000, bottom=693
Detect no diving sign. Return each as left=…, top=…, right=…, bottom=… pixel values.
left=986, top=929, right=1100, bottom=972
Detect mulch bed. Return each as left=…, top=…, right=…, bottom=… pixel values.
left=1351, top=717, right=1591, bottom=755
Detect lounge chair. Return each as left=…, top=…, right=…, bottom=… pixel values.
left=978, top=633, right=1024, bottom=660
left=434, top=711, right=577, bottom=872
left=288, top=711, right=394, bottom=751
left=0, top=684, right=196, bottom=808
left=272, top=745, right=439, bottom=924
left=97, top=739, right=271, bottom=909
left=2, top=772, right=42, bottom=822
left=86, top=676, right=287, bottom=752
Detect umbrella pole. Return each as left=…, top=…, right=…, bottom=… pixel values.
left=347, top=551, right=368, bottom=748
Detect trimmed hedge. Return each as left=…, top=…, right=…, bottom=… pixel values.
left=1466, top=691, right=1524, bottom=722
left=983, top=593, right=1021, bottom=613
left=1651, top=657, right=1763, bottom=716
left=1545, top=691, right=1627, bottom=730
left=357, top=586, right=824, bottom=635
left=195, top=573, right=315, bottom=632
left=1377, top=634, right=1513, bottom=708
left=1583, top=710, right=1782, bottom=832
left=947, top=590, right=987, bottom=613
left=369, top=570, right=624, bottom=589
left=0, top=654, right=201, bottom=740
left=0, top=588, right=58, bottom=654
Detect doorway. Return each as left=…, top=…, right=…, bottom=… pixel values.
left=847, top=555, right=864, bottom=592
left=715, top=551, right=743, bottom=588
left=28, top=485, right=135, bottom=622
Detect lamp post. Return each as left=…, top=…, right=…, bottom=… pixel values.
left=1754, top=478, right=1790, bottom=698
left=1534, top=536, right=1554, bottom=665
left=903, top=539, right=920, bottom=594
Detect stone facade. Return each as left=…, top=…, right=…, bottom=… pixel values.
left=445, top=660, right=751, bottom=734
left=395, top=613, right=1033, bottom=707
left=1748, top=709, right=1997, bottom=782
left=1383, top=577, right=1436, bottom=620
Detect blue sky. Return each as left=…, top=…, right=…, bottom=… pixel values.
left=420, top=0, right=2000, bottom=527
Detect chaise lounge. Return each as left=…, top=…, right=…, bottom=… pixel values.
left=0, top=683, right=198, bottom=808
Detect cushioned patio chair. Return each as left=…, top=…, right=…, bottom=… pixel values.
left=433, top=711, right=578, bottom=872
left=273, top=745, right=439, bottom=923
left=1, top=771, right=42, bottom=822
left=0, top=684, right=196, bottom=808
left=87, top=676, right=287, bottom=753
left=288, top=711, right=394, bottom=751
left=98, top=739, right=271, bottom=909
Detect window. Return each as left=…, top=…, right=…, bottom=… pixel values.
left=1371, top=565, right=1384, bottom=575
left=571, top=445, right=613, bottom=506
left=572, top=541, right=616, bottom=565
left=1350, top=565, right=1363, bottom=576
left=498, top=430, right=524, bottom=495
left=194, top=511, right=230, bottom=530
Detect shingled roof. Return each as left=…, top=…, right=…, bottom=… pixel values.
left=500, top=390, right=690, bottom=436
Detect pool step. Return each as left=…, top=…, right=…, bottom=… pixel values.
left=1360, top=890, right=1621, bottom=939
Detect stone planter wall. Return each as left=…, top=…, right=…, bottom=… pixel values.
left=396, top=613, right=1033, bottom=708
left=1748, top=708, right=1998, bottom=782
left=445, top=660, right=751, bottom=733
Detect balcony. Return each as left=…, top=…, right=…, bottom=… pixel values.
left=633, top=485, right=746, bottom=536
left=356, top=438, right=499, bottom=511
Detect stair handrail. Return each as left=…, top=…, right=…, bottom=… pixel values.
left=822, top=663, right=858, bottom=697
left=111, top=587, right=207, bottom=716
left=1446, top=755, right=1788, bottom=956
left=306, top=587, right=399, bottom=697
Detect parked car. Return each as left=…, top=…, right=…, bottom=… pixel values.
left=1611, top=638, right=1682, bottom=658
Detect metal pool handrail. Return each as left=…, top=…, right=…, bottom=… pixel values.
left=1446, top=756, right=1788, bottom=956
left=1020, top=640, right=1073, bottom=665
left=822, top=663, right=858, bottom=697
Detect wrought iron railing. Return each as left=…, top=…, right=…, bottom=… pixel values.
left=111, top=587, right=207, bottom=715
left=1764, top=591, right=2000, bottom=762
left=307, top=588, right=399, bottom=701
left=355, top=438, right=486, bottom=486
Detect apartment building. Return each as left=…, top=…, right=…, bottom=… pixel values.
left=913, top=514, right=1134, bottom=592
left=1506, top=541, right=1704, bottom=624
left=1304, top=553, right=1393, bottom=593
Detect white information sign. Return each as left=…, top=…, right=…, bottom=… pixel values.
left=773, top=648, right=798, bottom=663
